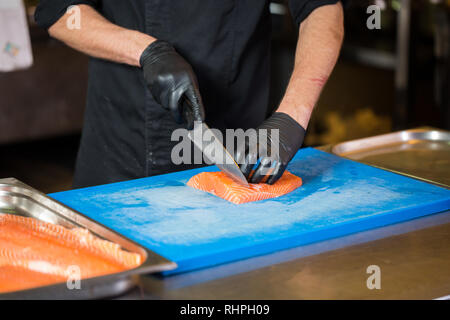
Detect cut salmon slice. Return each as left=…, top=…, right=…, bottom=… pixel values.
left=0, top=214, right=143, bottom=293
left=187, top=171, right=302, bottom=204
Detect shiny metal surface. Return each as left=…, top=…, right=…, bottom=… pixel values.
left=332, top=128, right=450, bottom=187
left=188, top=122, right=249, bottom=186
left=0, top=178, right=176, bottom=299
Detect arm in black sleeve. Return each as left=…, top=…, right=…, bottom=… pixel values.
left=288, top=0, right=346, bottom=27
left=35, top=0, right=100, bottom=30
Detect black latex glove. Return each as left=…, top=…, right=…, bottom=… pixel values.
left=235, top=112, right=305, bottom=185
left=140, top=40, right=205, bottom=129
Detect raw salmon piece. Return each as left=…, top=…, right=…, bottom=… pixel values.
left=0, top=214, right=143, bottom=293
left=187, top=171, right=302, bottom=204
left=0, top=266, right=66, bottom=293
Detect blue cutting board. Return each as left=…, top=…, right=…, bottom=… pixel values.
left=50, top=148, right=450, bottom=275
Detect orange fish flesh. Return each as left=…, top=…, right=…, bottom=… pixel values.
left=187, top=171, right=302, bottom=204
left=0, top=214, right=143, bottom=293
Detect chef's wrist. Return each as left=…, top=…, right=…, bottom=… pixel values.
left=276, top=102, right=313, bottom=129
left=139, top=39, right=174, bottom=68
left=135, top=35, right=157, bottom=67
left=262, top=112, right=306, bottom=153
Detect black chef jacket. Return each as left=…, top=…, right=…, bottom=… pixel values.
left=35, top=0, right=341, bottom=188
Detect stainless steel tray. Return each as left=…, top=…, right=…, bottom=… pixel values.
left=0, top=178, right=177, bottom=299
left=332, top=128, right=450, bottom=188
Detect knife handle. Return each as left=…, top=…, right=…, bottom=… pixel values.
left=182, top=97, right=195, bottom=130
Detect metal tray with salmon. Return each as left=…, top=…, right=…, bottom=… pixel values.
left=0, top=178, right=176, bottom=299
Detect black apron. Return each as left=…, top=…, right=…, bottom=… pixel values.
left=35, top=0, right=340, bottom=188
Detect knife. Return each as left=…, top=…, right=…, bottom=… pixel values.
left=183, top=99, right=250, bottom=187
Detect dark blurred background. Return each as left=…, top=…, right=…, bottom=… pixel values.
left=1, top=0, right=449, bottom=193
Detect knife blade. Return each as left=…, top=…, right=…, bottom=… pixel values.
left=182, top=97, right=250, bottom=187
left=188, top=122, right=250, bottom=187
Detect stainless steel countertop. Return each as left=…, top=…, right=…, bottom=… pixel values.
left=122, top=211, right=449, bottom=300
left=119, top=139, right=450, bottom=300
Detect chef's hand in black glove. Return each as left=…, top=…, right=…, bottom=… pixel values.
left=235, top=112, right=305, bottom=185
left=140, top=40, right=205, bottom=129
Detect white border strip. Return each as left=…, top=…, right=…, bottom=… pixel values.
left=434, top=295, right=450, bottom=300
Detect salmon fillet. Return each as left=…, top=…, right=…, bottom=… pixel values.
left=187, top=171, right=302, bottom=204
left=0, top=266, right=66, bottom=293
left=0, top=214, right=143, bottom=293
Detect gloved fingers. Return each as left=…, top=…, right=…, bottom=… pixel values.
left=240, top=156, right=255, bottom=180
left=169, top=88, right=185, bottom=125
left=240, top=142, right=259, bottom=180
left=266, top=162, right=285, bottom=185
left=249, top=156, right=275, bottom=184
left=185, top=85, right=205, bottom=123
left=182, top=100, right=195, bottom=130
